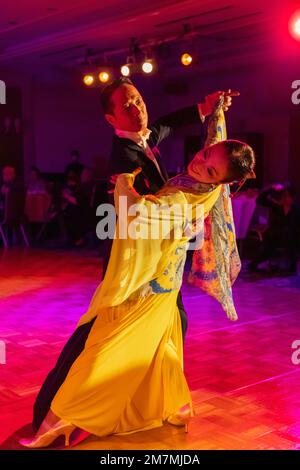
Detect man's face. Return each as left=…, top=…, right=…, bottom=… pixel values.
left=106, top=84, right=148, bottom=132
left=3, top=167, right=16, bottom=184
left=188, top=142, right=230, bottom=184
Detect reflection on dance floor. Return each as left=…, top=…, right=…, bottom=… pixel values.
left=0, top=248, right=299, bottom=450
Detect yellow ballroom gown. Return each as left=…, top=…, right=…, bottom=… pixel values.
left=51, top=174, right=221, bottom=437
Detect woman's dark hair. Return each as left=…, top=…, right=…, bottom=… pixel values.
left=100, top=77, right=134, bottom=114
left=222, top=140, right=256, bottom=183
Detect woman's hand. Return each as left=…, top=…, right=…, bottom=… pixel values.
left=109, top=167, right=142, bottom=194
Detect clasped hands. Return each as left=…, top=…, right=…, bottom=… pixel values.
left=199, top=89, right=240, bottom=117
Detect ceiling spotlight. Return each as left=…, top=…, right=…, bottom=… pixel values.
left=121, top=64, right=131, bottom=76
left=121, top=53, right=135, bottom=77
left=180, top=24, right=198, bottom=66
left=98, top=71, right=110, bottom=83
left=142, top=61, right=153, bottom=73
left=82, top=49, right=96, bottom=86
left=83, top=74, right=94, bottom=86
left=142, top=60, right=154, bottom=74
left=142, top=47, right=155, bottom=74
left=181, top=53, right=193, bottom=66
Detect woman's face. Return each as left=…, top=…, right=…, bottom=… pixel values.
left=188, top=142, right=229, bottom=184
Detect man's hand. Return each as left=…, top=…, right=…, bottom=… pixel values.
left=200, top=89, right=240, bottom=117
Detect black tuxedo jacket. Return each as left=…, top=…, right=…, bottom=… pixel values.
left=108, top=104, right=203, bottom=195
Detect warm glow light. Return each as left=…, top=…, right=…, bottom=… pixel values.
left=99, top=71, right=110, bottom=83
left=181, top=53, right=193, bottom=66
left=142, top=61, right=153, bottom=74
left=83, top=74, right=94, bottom=86
left=289, top=11, right=300, bottom=40
left=294, top=18, right=300, bottom=35
left=121, top=64, right=130, bottom=77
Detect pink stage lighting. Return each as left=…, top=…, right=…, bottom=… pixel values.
left=289, top=11, right=300, bottom=40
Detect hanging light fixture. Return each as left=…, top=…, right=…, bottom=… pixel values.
left=98, top=71, right=110, bottom=83
left=121, top=55, right=135, bottom=77
left=82, top=48, right=96, bottom=87
left=142, top=60, right=153, bottom=73
left=83, top=74, right=95, bottom=86
left=180, top=52, right=193, bottom=66
left=179, top=24, right=198, bottom=67
left=97, top=54, right=114, bottom=84
left=141, top=47, right=155, bottom=74
left=121, top=38, right=139, bottom=77
left=120, top=64, right=130, bottom=76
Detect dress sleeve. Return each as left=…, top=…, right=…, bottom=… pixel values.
left=204, top=96, right=227, bottom=147
left=114, top=173, right=177, bottom=215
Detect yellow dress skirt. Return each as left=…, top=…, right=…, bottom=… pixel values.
left=51, top=288, right=192, bottom=437
left=51, top=176, right=222, bottom=437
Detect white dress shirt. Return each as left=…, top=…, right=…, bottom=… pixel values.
left=115, top=128, right=164, bottom=178
left=115, top=106, right=204, bottom=180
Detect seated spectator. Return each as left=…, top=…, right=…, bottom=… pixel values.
left=60, top=174, right=89, bottom=246
left=80, top=167, right=97, bottom=231
left=64, top=150, right=84, bottom=179
left=1, top=165, right=17, bottom=198
left=27, top=167, right=47, bottom=194
left=248, top=183, right=300, bottom=274
left=0, top=166, right=25, bottom=221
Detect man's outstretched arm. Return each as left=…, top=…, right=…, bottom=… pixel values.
left=152, top=90, right=240, bottom=145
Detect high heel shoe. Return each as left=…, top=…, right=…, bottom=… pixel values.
left=19, top=419, right=76, bottom=448
left=167, top=408, right=192, bottom=433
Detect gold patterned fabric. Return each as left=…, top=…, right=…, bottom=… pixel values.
left=187, top=99, right=241, bottom=320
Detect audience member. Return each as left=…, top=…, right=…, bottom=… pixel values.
left=60, top=173, right=89, bottom=246
left=27, top=167, right=47, bottom=194
left=0, top=166, right=25, bottom=221
left=248, top=183, right=300, bottom=274
left=64, top=150, right=84, bottom=178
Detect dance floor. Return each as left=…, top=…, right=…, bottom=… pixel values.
left=0, top=248, right=300, bottom=450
